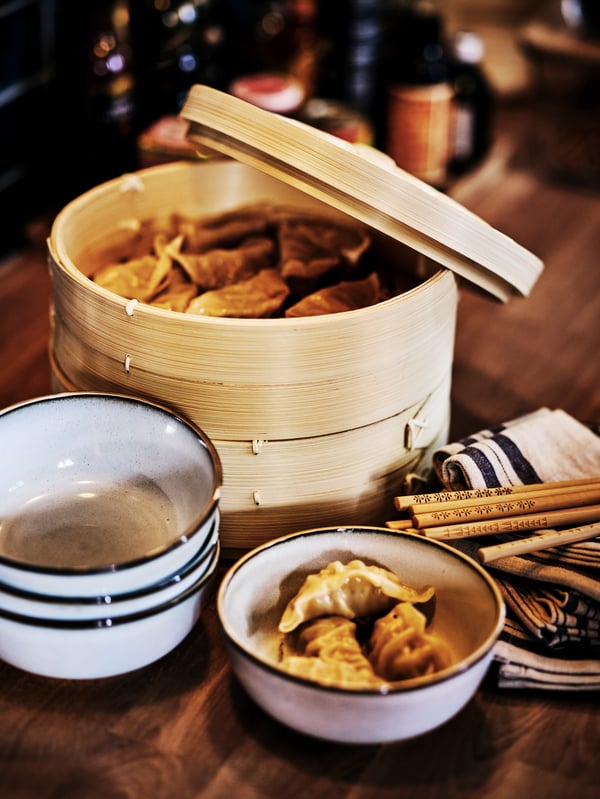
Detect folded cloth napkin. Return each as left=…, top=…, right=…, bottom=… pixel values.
left=454, top=530, right=600, bottom=691
left=496, top=577, right=600, bottom=648
left=434, top=408, right=600, bottom=690
left=494, top=616, right=600, bottom=691
left=432, top=407, right=600, bottom=490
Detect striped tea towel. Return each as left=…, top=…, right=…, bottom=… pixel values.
left=494, top=616, right=600, bottom=691
left=454, top=536, right=600, bottom=690
left=437, top=408, right=600, bottom=690
left=496, top=577, right=600, bottom=648
left=432, top=407, right=600, bottom=491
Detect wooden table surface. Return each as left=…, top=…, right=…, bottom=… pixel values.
left=0, top=103, right=599, bottom=799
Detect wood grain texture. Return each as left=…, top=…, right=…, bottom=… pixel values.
left=0, top=103, right=599, bottom=799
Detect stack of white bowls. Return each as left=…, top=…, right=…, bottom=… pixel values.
left=0, top=392, right=222, bottom=679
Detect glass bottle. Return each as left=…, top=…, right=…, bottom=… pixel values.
left=316, top=0, right=383, bottom=121
left=382, top=0, right=453, bottom=188
left=129, top=0, right=231, bottom=132
left=447, top=30, right=494, bottom=176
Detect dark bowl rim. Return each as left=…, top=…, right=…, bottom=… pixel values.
left=0, top=540, right=220, bottom=629
left=0, top=514, right=218, bottom=606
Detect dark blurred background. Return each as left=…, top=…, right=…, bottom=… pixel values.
left=1, top=0, right=598, bottom=256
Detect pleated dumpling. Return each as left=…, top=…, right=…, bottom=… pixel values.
left=278, top=559, right=434, bottom=633
left=279, top=616, right=385, bottom=688
left=368, top=602, right=451, bottom=681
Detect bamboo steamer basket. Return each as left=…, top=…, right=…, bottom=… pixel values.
left=47, top=85, right=543, bottom=553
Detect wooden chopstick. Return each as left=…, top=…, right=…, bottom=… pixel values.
left=410, top=485, right=600, bottom=528
left=477, top=521, right=600, bottom=563
left=394, top=476, right=600, bottom=512
left=419, top=503, right=600, bottom=541
left=385, top=518, right=416, bottom=530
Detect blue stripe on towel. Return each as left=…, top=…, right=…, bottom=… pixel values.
left=494, top=433, right=542, bottom=484
left=461, top=446, right=503, bottom=487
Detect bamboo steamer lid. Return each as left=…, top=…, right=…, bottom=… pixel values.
left=180, top=85, right=543, bottom=301
left=48, top=86, right=543, bottom=551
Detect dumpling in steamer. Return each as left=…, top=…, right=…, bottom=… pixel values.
left=185, top=268, right=290, bottom=318
left=94, top=233, right=183, bottom=301
left=278, top=214, right=371, bottom=281
left=285, top=272, right=383, bottom=317
left=278, top=559, right=434, bottom=633
left=174, top=204, right=272, bottom=252
left=169, top=236, right=275, bottom=289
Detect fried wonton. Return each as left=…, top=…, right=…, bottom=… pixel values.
left=149, top=264, right=198, bottom=312
left=186, top=268, right=290, bottom=318
left=94, top=233, right=183, bottom=301
left=174, top=204, right=272, bottom=252
left=278, top=214, right=371, bottom=282
left=285, top=272, right=383, bottom=317
left=90, top=202, right=396, bottom=317
left=169, top=236, right=275, bottom=289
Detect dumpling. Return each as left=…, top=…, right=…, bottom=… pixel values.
left=94, top=233, right=183, bottom=301
left=279, top=615, right=385, bottom=688
left=185, top=268, right=290, bottom=318
left=368, top=602, right=451, bottom=682
left=173, top=204, right=272, bottom=252
left=278, top=559, right=434, bottom=633
left=284, top=272, right=383, bottom=317
left=278, top=214, right=370, bottom=281
left=169, top=236, right=275, bottom=289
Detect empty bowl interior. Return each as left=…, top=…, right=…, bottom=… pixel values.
left=0, top=393, right=221, bottom=572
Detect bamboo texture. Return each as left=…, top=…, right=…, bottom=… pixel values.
left=47, top=161, right=461, bottom=550
left=181, top=85, right=544, bottom=301
left=421, top=504, right=600, bottom=540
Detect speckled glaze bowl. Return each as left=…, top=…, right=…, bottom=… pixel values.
left=217, top=526, right=505, bottom=745
left=0, top=540, right=220, bottom=679
left=0, top=513, right=219, bottom=620
left=0, top=392, right=221, bottom=597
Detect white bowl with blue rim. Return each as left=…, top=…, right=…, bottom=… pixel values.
left=0, top=539, right=220, bottom=679
left=0, top=392, right=221, bottom=598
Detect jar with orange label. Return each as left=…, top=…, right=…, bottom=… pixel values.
left=382, top=0, right=452, bottom=188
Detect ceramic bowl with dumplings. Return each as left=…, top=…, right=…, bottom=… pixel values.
left=0, top=392, right=222, bottom=598
left=217, top=526, right=505, bottom=745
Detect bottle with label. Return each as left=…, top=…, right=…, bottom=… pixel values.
left=447, top=30, right=494, bottom=176
left=381, top=0, right=453, bottom=188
